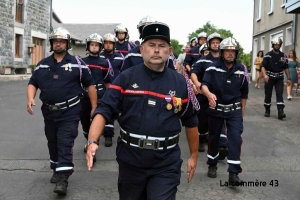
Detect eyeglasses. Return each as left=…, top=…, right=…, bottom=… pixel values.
left=53, top=40, right=67, bottom=44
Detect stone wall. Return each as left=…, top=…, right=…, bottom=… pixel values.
left=0, top=0, right=51, bottom=73
left=0, top=0, right=14, bottom=67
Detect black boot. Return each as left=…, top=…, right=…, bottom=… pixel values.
left=228, top=173, right=243, bottom=187
left=278, top=108, right=286, bottom=120
left=50, top=169, right=60, bottom=183
left=207, top=165, right=217, bottom=178
left=53, top=174, right=68, bottom=195
left=105, top=136, right=112, bottom=147
left=53, top=174, right=69, bottom=195
left=264, top=108, right=270, bottom=117
left=218, top=147, right=228, bottom=160
left=198, top=135, right=205, bottom=152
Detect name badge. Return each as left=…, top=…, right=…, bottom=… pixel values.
left=148, top=98, right=156, bottom=107
left=53, top=75, right=59, bottom=79
left=226, top=80, right=231, bottom=84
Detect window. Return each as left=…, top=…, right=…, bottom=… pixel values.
left=286, top=27, right=292, bottom=46
left=15, top=34, right=22, bottom=58
left=268, top=0, right=274, bottom=15
left=15, top=0, right=23, bottom=23
left=261, top=36, right=265, bottom=50
left=256, top=0, right=262, bottom=21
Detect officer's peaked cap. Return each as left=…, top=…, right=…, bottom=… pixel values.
left=141, top=22, right=170, bottom=44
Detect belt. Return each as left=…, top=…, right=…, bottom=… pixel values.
left=83, top=84, right=104, bottom=91
left=266, top=71, right=284, bottom=78
left=120, top=128, right=180, bottom=150
left=44, top=96, right=80, bottom=111
left=210, top=102, right=241, bottom=112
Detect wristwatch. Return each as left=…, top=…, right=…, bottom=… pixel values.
left=87, top=140, right=99, bottom=145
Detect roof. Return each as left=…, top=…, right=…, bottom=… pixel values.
left=52, top=20, right=82, bottom=42
left=61, top=23, right=118, bottom=44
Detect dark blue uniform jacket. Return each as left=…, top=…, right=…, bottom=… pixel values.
left=201, top=59, right=249, bottom=117
left=191, top=53, right=220, bottom=105
left=100, top=52, right=123, bottom=82
left=92, top=64, right=198, bottom=167
left=28, top=53, right=94, bottom=120
left=261, top=50, right=288, bottom=80
left=184, top=46, right=200, bottom=67
left=81, top=55, right=111, bottom=99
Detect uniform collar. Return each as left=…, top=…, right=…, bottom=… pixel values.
left=143, top=64, right=165, bottom=79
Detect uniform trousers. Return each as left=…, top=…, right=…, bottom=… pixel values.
left=207, top=109, right=243, bottom=174
left=198, top=103, right=228, bottom=148
left=44, top=117, right=78, bottom=175
left=117, top=159, right=182, bottom=200
left=264, top=78, right=284, bottom=109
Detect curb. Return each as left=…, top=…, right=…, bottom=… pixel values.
left=0, top=75, right=31, bottom=81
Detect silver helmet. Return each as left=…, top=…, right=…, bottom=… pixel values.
left=220, top=37, right=239, bottom=63
left=207, top=32, right=223, bottom=50
left=86, top=33, right=103, bottom=53
left=137, top=16, right=157, bottom=38
left=199, top=43, right=209, bottom=55
left=49, top=27, right=71, bottom=51
left=197, top=32, right=207, bottom=39
left=190, top=37, right=198, bottom=45
left=271, top=37, right=283, bottom=46
left=219, top=37, right=239, bottom=51
left=103, top=33, right=117, bottom=43
left=114, top=23, right=128, bottom=39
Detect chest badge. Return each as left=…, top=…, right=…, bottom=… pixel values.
left=169, top=90, right=176, bottom=97
left=131, top=83, right=139, bottom=88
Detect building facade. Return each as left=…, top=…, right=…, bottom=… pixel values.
left=252, top=0, right=300, bottom=80
left=0, top=0, right=52, bottom=74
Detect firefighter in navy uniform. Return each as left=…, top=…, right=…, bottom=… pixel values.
left=99, top=33, right=124, bottom=147
left=86, top=22, right=199, bottom=200
left=261, top=37, right=291, bottom=119
left=190, top=37, right=198, bottom=48
left=27, top=27, right=97, bottom=195
left=80, top=33, right=111, bottom=157
left=191, top=33, right=226, bottom=154
left=201, top=37, right=249, bottom=185
left=114, top=24, right=136, bottom=57
left=122, top=16, right=176, bottom=71
left=183, top=32, right=207, bottom=73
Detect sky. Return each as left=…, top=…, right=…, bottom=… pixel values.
left=53, top=0, right=254, bottom=53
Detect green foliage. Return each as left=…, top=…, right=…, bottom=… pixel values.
left=188, top=21, right=252, bottom=71
left=170, top=39, right=183, bottom=58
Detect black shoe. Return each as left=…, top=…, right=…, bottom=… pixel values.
left=264, top=110, right=270, bottom=117
left=207, top=165, right=217, bottom=178
left=53, top=175, right=68, bottom=195
left=50, top=170, right=60, bottom=183
left=198, top=143, right=205, bottom=152
left=218, top=147, right=228, bottom=160
left=278, top=109, right=286, bottom=120
left=228, top=173, right=242, bottom=187
left=105, top=137, right=112, bottom=147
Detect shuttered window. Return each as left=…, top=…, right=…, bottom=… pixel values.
left=15, top=0, right=23, bottom=23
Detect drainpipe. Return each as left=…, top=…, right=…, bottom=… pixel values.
left=50, top=0, right=53, bottom=32
left=292, top=14, right=297, bottom=50
left=251, top=0, right=255, bottom=81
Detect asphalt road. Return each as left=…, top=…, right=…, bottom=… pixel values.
left=0, top=80, right=300, bottom=200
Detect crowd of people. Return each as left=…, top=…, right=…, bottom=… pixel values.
left=25, top=15, right=292, bottom=199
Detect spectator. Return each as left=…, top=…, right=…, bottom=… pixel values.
left=286, top=50, right=300, bottom=100
left=254, top=50, right=264, bottom=89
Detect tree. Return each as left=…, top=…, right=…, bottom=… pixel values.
left=187, top=21, right=252, bottom=70
left=170, top=39, right=183, bottom=58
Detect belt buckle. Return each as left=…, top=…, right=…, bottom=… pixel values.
left=49, top=105, right=60, bottom=111
left=138, top=138, right=160, bottom=150
left=223, top=105, right=231, bottom=112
